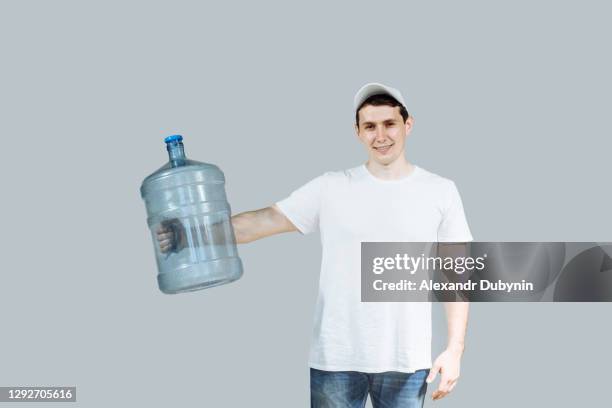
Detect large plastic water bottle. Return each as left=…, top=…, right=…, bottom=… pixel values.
left=140, top=135, right=243, bottom=294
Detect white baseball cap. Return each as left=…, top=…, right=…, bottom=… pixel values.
left=353, top=82, right=408, bottom=113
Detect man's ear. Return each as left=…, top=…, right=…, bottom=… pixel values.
left=404, top=115, right=414, bottom=133
left=354, top=109, right=363, bottom=137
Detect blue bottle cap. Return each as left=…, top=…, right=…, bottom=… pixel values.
left=164, top=135, right=183, bottom=143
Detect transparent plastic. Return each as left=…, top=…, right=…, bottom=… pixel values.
left=140, top=135, right=243, bottom=294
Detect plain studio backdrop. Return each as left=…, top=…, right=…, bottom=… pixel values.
left=1, top=1, right=610, bottom=407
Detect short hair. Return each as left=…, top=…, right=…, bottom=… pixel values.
left=355, top=94, right=410, bottom=127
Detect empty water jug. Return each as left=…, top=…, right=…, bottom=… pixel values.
left=140, top=135, right=243, bottom=294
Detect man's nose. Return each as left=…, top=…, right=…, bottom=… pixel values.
left=375, top=126, right=387, bottom=142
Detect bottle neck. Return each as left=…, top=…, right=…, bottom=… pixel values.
left=166, top=142, right=187, bottom=168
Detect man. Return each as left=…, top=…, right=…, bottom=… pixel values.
left=158, top=83, right=472, bottom=407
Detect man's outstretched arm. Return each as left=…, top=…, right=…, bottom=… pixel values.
left=231, top=205, right=297, bottom=244
left=157, top=205, right=297, bottom=252
left=426, top=302, right=469, bottom=401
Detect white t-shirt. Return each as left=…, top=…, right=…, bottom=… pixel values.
left=275, top=164, right=473, bottom=373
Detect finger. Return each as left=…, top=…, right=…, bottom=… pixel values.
left=438, top=380, right=452, bottom=394
left=156, top=226, right=169, bottom=234
left=432, top=390, right=448, bottom=401
left=426, top=366, right=440, bottom=384
left=438, top=375, right=453, bottom=393
left=157, top=232, right=173, bottom=241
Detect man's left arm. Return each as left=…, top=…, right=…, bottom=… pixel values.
left=426, top=302, right=469, bottom=401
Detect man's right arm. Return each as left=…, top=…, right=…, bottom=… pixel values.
left=156, top=205, right=297, bottom=252
left=231, top=205, right=297, bottom=244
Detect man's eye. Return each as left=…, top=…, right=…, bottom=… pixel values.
left=365, top=125, right=374, bottom=130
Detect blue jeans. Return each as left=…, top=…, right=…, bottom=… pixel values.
left=310, top=368, right=429, bottom=408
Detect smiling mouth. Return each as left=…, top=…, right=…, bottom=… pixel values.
left=373, top=144, right=394, bottom=153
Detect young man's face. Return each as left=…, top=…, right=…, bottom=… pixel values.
left=355, top=104, right=413, bottom=166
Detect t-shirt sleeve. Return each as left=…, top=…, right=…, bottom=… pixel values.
left=437, top=181, right=473, bottom=242
left=275, top=174, right=327, bottom=235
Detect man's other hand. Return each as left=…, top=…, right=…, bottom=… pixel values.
left=426, top=347, right=463, bottom=401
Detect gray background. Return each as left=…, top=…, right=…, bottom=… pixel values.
left=1, top=0, right=610, bottom=406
